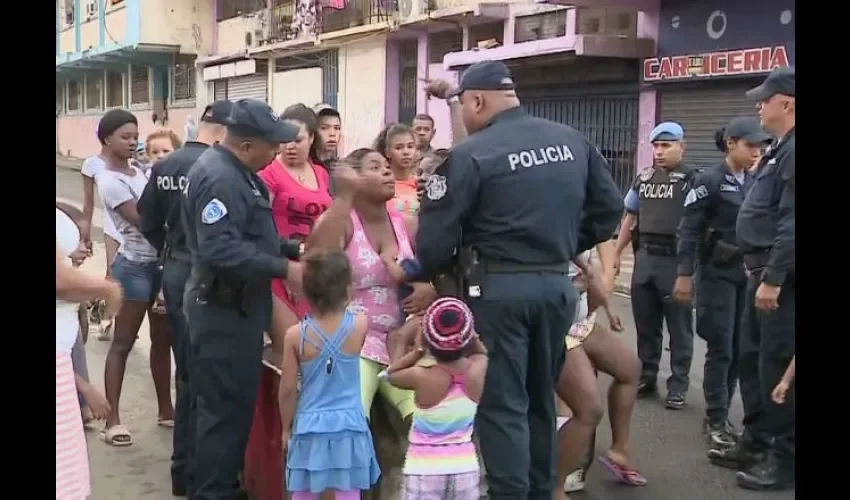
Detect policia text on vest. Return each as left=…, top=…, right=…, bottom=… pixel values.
left=508, top=145, right=575, bottom=171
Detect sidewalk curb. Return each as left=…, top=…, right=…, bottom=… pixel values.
left=56, top=155, right=84, bottom=171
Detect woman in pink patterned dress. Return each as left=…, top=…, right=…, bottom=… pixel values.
left=307, top=148, right=437, bottom=424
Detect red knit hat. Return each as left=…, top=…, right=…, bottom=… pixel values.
left=422, top=297, right=474, bottom=352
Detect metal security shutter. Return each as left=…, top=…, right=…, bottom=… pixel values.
left=226, top=74, right=268, bottom=102
left=658, top=79, right=759, bottom=167
left=213, top=80, right=227, bottom=101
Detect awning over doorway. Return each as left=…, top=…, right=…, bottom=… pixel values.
left=56, top=42, right=180, bottom=77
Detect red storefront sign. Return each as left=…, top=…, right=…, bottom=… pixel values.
left=643, top=45, right=790, bottom=82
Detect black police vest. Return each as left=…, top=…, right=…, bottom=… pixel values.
left=636, top=166, right=689, bottom=237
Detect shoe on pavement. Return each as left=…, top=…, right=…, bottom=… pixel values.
left=665, top=392, right=686, bottom=409
left=564, top=468, right=587, bottom=493
left=636, top=380, right=657, bottom=399
left=708, top=442, right=766, bottom=471
left=704, top=419, right=737, bottom=449
left=736, top=454, right=795, bottom=491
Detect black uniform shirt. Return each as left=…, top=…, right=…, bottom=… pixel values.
left=676, top=162, right=753, bottom=276
left=415, top=107, right=623, bottom=278
left=736, top=129, right=796, bottom=286
left=182, top=145, right=288, bottom=282
left=138, top=142, right=210, bottom=254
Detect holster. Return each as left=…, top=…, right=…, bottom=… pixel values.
left=709, top=239, right=741, bottom=266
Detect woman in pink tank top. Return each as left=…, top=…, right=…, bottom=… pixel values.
left=307, top=148, right=437, bottom=423
left=258, top=106, right=332, bottom=350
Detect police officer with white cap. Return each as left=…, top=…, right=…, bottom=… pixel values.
left=415, top=60, right=623, bottom=500
left=614, top=122, right=699, bottom=409
left=181, top=98, right=304, bottom=499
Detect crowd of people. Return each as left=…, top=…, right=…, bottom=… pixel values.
left=56, top=62, right=794, bottom=500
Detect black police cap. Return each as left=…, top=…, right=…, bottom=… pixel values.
left=724, top=117, right=771, bottom=144
left=225, top=99, right=300, bottom=143
left=447, top=60, right=516, bottom=98
left=200, top=100, right=233, bottom=125
left=746, top=66, right=795, bottom=101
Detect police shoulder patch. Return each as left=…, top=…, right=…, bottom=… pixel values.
left=638, top=169, right=653, bottom=182
left=201, top=198, right=228, bottom=224
left=426, top=175, right=448, bottom=201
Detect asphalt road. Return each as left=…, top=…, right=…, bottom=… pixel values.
left=58, top=165, right=794, bottom=500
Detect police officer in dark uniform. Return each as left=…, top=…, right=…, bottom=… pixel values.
left=415, top=61, right=623, bottom=500
left=672, top=117, right=770, bottom=449
left=181, top=98, right=304, bottom=500
left=138, top=100, right=232, bottom=497
left=708, top=67, right=795, bottom=492
left=615, top=122, right=698, bottom=409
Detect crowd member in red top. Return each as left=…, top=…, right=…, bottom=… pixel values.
left=259, top=104, right=333, bottom=355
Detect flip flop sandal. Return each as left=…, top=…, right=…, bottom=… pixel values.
left=158, top=418, right=175, bottom=428
left=598, top=456, right=647, bottom=486
left=100, top=425, right=133, bottom=447
left=97, top=320, right=114, bottom=341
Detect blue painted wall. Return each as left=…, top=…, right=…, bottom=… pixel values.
left=57, top=0, right=141, bottom=64
left=657, top=0, right=795, bottom=64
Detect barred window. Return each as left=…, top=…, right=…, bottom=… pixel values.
left=130, top=65, right=150, bottom=105
left=105, top=71, right=124, bottom=108
left=56, top=84, right=65, bottom=115
left=67, top=80, right=82, bottom=112
left=85, top=74, right=103, bottom=111
left=172, top=55, right=196, bottom=102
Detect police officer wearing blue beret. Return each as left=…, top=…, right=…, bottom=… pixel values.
left=181, top=98, right=305, bottom=500
left=138, top=100, right=232, bottom=496
left=416, top=61, right=623, bottom=500
left=709, top=67, right=795, bottom=492
left=615, top=122, right=699, bottom=409
left=673, top=117, right=770, bottom=449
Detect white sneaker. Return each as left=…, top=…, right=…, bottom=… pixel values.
left=564, top=468, right=587, bottom=493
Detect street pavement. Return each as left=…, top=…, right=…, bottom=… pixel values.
left=58, top=165, right=792, bottom=500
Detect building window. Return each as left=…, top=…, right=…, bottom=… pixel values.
left=67, top=80, right=82, bottom=112
left=105, top=71, right=125, bottom=108
left=60, top=0, right=75, bottom=28
left=85, top=74, right=103, bottom=111
left=130, top=65, right=150, bottom=105
left=56, top=84, right=65, bottom=115
left=171, top=55, right=197, bottom=103
left=218, top=0, right=266, bottom=21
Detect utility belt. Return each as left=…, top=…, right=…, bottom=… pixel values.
left=742, top=249, right=771, bottom=274
left=702, top=229, right=742, bottom=267
left=190, top=266, right=267, bottom=317
left=452, top=246, right=570, bottom=299
left=640, top=234, right=676, bottom=257
left=164, top=246, right=192, bottom=263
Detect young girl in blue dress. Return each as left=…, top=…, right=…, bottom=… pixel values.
left=278, top=250, right=381, bottom=500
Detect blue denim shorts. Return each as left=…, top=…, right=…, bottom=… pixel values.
left=111, top=253, right=162, bottom=302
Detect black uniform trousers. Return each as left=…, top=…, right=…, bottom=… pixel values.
left=162, top=257, right=194, bottom=491
left=695, top=264, right=746, bottom=423
left=630, top=249, right=694, bottom=394
left=472, top=273, right=577, bottom=500
left=184, top=290, right=268, bottom=500
left=738, top=273, right=795, bottom=462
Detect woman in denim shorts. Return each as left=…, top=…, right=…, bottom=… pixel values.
left=95, top=109, right=174, bottom=447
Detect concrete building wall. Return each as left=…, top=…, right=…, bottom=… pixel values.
left=140, top=0, right=215, bottom=55
left=337, top=35, right=387, bottom=154
left=58, top=2, right=130, bottom=55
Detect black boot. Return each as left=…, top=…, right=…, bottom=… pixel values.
left=636, top=379, right=657, bottom=399
left=707, top=440, right=765, bottom=470
left=736, top=454, right=795, bottom=491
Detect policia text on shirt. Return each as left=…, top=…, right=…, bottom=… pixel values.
left=415, top=61, right=623, bottom=500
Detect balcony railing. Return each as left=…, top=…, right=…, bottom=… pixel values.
left=318, top=0, right=398, bottom=34
left=265, top=0, right=300, bottom=44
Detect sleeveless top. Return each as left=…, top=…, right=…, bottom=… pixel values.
left=345, top=208, right=414, bottom=366
left=258, top=160, right=332, bottom=315
left=404, top=365, right=479, bottom=475
left=56, top=208, right=81, bottom=353
left=293, top=312, right=367, bottom=434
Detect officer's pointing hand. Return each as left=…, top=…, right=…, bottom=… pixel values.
left=421, top=78, right=455, bottom=100
left=672, top=276, right=693, bottom=304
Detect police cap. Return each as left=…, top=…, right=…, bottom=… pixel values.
left=447, top=60, right=516, bottom=98
left=649, top=121, right=684, bottom=143
left=226, top=98, right=300, bottom=143
left=724, top=117, right=771, bottom=144
left=200, top=100, right=234, bottom=125
left=746, top=66, right=795, bottom=101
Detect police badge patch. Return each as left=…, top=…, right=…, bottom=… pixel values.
left=426, top=175, right=448, bottom=201
left=638, top=169, right=653, bottom=181
left=201, top=198, right=228, bottom=224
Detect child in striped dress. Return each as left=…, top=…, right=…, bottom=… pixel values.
left=382, top=297, right=488, bottom=500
